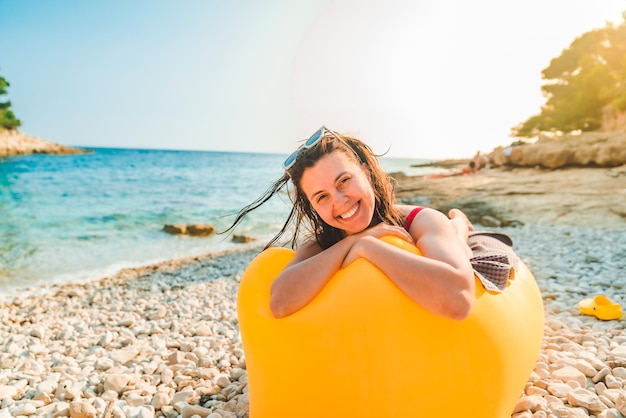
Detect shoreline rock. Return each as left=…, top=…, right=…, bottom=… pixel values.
left=163, top=224, right=217, bottom=237
left=488, top=131, right=626, bottom=169
left=0, top=129, right=89, bottom=157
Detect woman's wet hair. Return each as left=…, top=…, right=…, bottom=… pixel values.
left=223, top=130, right=403, bottom=249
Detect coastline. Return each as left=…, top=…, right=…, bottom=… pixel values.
left=0, top=130, right=88, bottom=157
left=1, top=166, right=626, bottom=417
left=393, top=165, right=626, bottom=229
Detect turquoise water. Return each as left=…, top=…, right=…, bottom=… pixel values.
left=0, top=148, right=433, bottom=294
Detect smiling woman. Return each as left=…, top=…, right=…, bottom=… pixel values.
left=226, top=127, right=520, bottom=320
left=227, top=126, right=546, bottom=416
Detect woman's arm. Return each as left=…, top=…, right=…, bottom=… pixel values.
left=345, top=208, right=475, bottom=320
left=269, top=237, right=352, bottom=318
left=269, top=223, right=414, bottom=318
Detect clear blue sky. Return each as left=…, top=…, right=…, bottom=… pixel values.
left=1, top=0, right=625, bottom=159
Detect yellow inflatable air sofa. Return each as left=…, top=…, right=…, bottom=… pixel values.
left=237, top=236, right=544, bottom=417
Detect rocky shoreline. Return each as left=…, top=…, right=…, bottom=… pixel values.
left=0, top=130, right=88, bottom=157
left=2, top=223, right=624, bottom=417
left=488, top=131, right=626, bottom=169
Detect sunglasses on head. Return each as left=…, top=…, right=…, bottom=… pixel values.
left=283, top=126, right=342, bottom=171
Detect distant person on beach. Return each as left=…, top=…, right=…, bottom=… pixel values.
left=472, top=151, right=490, bottom=170
left=226, top=126, right=517, bottom=319
left=426, top=151, right=489, bottom=179
left=426, top=160, right=476, bottom=179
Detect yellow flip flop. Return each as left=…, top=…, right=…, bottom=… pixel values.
left=578, top=295, right=623, bottom=320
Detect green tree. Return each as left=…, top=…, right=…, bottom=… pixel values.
left=0, top=74, right=21, bottom=132
left=514, top=19, right=626, bottom=137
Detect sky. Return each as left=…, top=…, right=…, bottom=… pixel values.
left=1, top=0, right=625, bottom=159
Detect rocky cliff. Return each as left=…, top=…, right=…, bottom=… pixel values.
left=0, top=130, right=88, bottom=157
left=488, top=131, right=626, bottom=169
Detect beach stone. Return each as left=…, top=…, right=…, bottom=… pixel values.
left=0, top=385, right=18, bottom=401
left=527, top=386, right=549, bottom=396
left=609, top=346, right=626, bottom=361
left=103, top=374, right=131, bottom=393
left=168, top=351, right=185, bottom=365
left=612, top=367, right=626, bottom=379
left=126, top=393, right=151, bottom=407
left=232, top=234, right=255, bottom=243
left=567, top=388, right=608, bottom=413
left=194, top=324, right=213, bottom=337
left=160, top=406, right=177, bottom=418
left=101, top=390, right=119, bottom=402
left=9, top=402, right=37, bottom=416
left=603, top=389, right=622, bottom=404
left=552, top=366, right=588, bottom=387
left=592, top=368, right=612, bottom=383
left=151, top=392, right=171, bottom=410
left=36, top=403, right=58, bottom=416
left=69, top=400, right=97, bottom=418
left=122, top=405, right=155, bottom=418
left=161, top=368, right=175, bottom=384
left=109, top=348, right=139, bottom=364
left=599, top=395, right=617, bottom=409
left=171, top=388, right=196, bottom=404
left=598, top=409, right=623, bottom=418
left=36, top=379, right=59, bottom=396
left=235, top=392, right=250, bottom=415
left=616, top=392, right=626, bottom=415
left=513, top=395, right=549, bottom=413
left=187, top=224, right=216, bottom=237
left=215, top=374, right=231, bottom=388
left=553, top=406, right=593, bottom=417
left=605, top=375, right=623, bottom=389
left=181, top=405, right=213, bottom=418
left=547, top=382, right=572, bottom=398
left=575, top=359, right=598, bottom=377
left=164, top=224, right=187, bottom=235
left=33, top=392, right=52, bottom=405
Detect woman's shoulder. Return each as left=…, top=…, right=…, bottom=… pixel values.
left=396, top=205, right=449, bottom=231
left=397, top=205, right=427, bottom=231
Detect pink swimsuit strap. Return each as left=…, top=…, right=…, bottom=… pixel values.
left=403, top=206, right=424, bottom=231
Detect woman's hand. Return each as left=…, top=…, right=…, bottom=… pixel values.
left=341, top=223, right=414, bottom=268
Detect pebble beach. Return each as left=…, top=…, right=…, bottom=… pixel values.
left=1, top=166, right=626, bottom=418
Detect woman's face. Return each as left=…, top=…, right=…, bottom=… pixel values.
left=300, top=150, right=376, bottom=235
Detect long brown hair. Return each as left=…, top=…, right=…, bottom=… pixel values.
left=223, top=130, right=403, bottom=249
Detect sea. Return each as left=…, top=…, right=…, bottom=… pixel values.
left=0, top=148, right=440, bottom=295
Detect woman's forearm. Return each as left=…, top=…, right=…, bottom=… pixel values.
left=269, top=237, right=356, bottom=318
left=352, top=236, right=475, bottom=320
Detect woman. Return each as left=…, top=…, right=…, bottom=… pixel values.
left=227, top=126, right=512, bottom=320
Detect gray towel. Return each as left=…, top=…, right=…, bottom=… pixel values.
left=468, top=232, right=520, bottom=293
